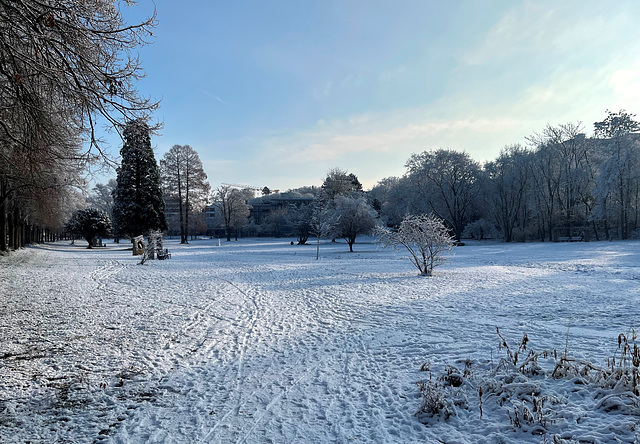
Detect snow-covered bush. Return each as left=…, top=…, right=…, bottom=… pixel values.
left=376, top=213, right=455, bottom=276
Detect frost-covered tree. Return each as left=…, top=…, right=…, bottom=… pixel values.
left=376, top=213, right=455, bottom=276
left=88, top=180, right=116, bottom=216
left=593, top=110, right=640, bottom=239
left=310, top=203, right=336, bottom=260
left=66, top=208, right=111, bottom=248
left=331, top=195, right=377, bottom=252
left=287, top=202, right=313, bottom=245
left=526, top=123, right=595, bottom=241
left=160, top=145, right=210, bottom=244
left=367, top=177, right=399, bottom=217
left=406, top=149, right=481, bottom=241
left=318, top=168, right=363, bottom=211
left=484, top=145, right=532, bottom=242
left=376, top=176, right=419, bottom=228
left=112, top=120, right=166, bottom=239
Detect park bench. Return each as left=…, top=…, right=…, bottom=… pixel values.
left=157, top=248, right=171, bottom=260
left=557, top=236, right=583, bottom=242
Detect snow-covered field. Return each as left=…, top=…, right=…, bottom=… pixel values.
left=0, top=237, right=639, bottom=443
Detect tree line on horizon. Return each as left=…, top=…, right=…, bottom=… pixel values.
left=83, top=108, right=640, bottom=249
left=216, top=109, right=640, bottom=245
left=0, top=1, right=638, bottom=251
left=5, top=107, right=640, bottom=252
left=370, top=110, right=640, bottom=243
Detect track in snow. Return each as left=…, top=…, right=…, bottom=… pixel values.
left=1, top=238, right=639, bottom=443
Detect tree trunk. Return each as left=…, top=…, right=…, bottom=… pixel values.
left=0, top=195, right=6, bottom=252
left=18, top=218, right=25, bottom=248
left=184, top=193, right=190, bottom=244
left=8, top=207, right=17, bottom=249
left=178, top=191, right=186, bottom=244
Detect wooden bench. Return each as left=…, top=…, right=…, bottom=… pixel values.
left=557, top=236, right=583, bottom=242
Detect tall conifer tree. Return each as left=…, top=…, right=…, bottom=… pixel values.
left=112, top=120, right=166, bottom=238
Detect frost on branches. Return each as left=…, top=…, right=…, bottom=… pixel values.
left=376, top=213, right=455, bottom=276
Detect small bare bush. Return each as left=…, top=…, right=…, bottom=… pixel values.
left=376, top=213, right=455, bottom=276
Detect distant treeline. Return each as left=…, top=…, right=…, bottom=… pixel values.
left=367, top=111, right=640, bottom=242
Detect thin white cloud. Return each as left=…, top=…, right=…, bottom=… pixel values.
left=463, top=1, right=554, bottom=66
left=199, top=89, right=227, bottom=105
left=243, top=47, right=640, bottom=188
left=195, top=1, right=640, bottom=191
left=463, top=1, right=626, bottom=67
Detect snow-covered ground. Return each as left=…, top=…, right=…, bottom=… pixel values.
left=0, top=237, right=639, bottom=443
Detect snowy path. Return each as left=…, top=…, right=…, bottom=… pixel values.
left=0, top=238, right=639, bottom=443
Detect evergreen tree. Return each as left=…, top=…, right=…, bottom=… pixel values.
left=66, top=208, right=111, bottom=249
left=112, top=120, right=167, bottom=238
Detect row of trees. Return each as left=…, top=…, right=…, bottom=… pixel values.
left=85, top=131, right=212, bottom=245
left=8, top=107, right=640, bottom=249
left=0, top=0, right=157, bottom=252
left=226, top=110, right=640, bottom=247
left=369, top=110, right=640, bottom=242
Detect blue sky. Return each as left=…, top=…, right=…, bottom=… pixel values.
left=109, top=0, right=640, bottom=191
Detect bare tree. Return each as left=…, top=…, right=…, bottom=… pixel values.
left=310, top=204, right=335, bottom=260
left=406, top=149, right=481, bottom=241
left=160, top=145, right=210, bottom=243
left=0, top=0, right=158, bottom=251
left=376, top=213, right=455, bottom=276
left=0, top=0, right=159, bottom=154
left=484, top=145, right=532, bottom=242
left=527, top=123, right=594, bottom=241
left=212, top=186, right=250, bottom=241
